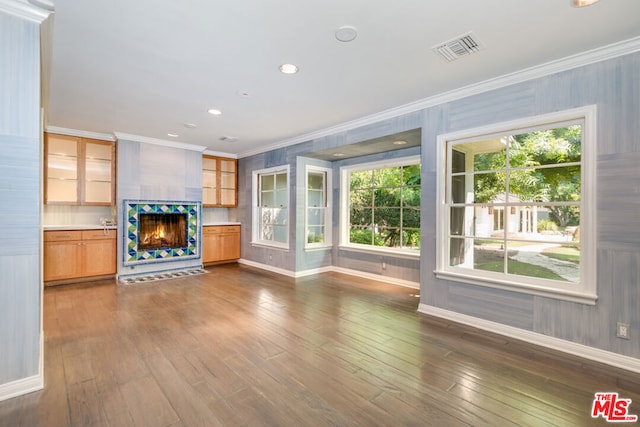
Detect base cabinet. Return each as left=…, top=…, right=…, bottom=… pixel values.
left=202, top=225, right=240, bottom=264
left=44, top=229, right=116, bottom=284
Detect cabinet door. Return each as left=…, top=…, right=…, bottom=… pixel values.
left=203, top=156, right=218, bottom=206
left=219, top=159, right=237, bottom=207
left=45, top=134, right=79, bottom=204
left=84, top=140, right=115, bottom=205
left=202, top=227, right=220, bottom=263
left=219, top=227, right=240, bottom=260
left=82, top=238, right=116, bottom=276
left=44, top=240, right=82, bottom=281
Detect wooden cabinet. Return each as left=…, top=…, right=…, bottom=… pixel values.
left=202, top=225, right=240, bottom=264
left=203, top=155, right=237, bottom=207
left=45, top=133, right=116, bottom=206
left=44, top=229, right=117, bottom=284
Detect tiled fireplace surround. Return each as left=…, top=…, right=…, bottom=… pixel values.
left=123, top=200, right=201, bottom=267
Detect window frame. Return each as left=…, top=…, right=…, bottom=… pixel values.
left=435, top=106, right=597, bottom=305
left=251, top=165, right=290, bottom=250
left=339, top=155, right=421, bottom=257
left=305, top=165, right=332, bottom=250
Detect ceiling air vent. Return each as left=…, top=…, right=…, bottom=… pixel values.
left=432, top=32, right=484, bottom=62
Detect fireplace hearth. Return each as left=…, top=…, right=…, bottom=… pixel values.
left=123, top=200, right=200, bottom=266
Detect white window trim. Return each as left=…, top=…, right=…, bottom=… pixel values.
left=435, top=105, right=597, bottom=305
left=305, top=165, right=332, bottom=250
left=339, top=155, right=421, bottom=257
left=251, top=164, right=290, bottom=250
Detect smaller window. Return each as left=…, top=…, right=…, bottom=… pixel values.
left=305, top=166, right=332, bottom=248
left=252, top=166, right=289, bottom=249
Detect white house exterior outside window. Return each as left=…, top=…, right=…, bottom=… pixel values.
left=252, top=165, right=289, bottom=249
left=306, top=166, right=332, bottom=249
left=436, top=106, right=597, bottom=304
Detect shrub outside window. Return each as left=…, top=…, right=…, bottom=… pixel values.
left=436, top=107, right=596, bottom=304
left=342, top=156, right=421, bottom=255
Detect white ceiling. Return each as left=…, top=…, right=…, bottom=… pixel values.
left=44, top=0, right=640, bottom=157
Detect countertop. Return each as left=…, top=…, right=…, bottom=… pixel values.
left=43, top=224, right=118, bottom=231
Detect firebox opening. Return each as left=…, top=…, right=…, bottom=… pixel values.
left=139, top=213, right=188, bottom=251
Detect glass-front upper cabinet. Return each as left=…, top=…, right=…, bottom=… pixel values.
left=45, top=133, right=116, bottom=206
left=203, top=155, right=237, bottom=207
left=203, top=156, right=218, bottom=206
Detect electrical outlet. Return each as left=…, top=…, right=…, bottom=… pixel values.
left=617, top=322, right=630, bottom=340
left=382, top=262, right=387, bottom=270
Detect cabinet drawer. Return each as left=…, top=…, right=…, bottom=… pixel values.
left=222, top=225, right=240, bottom=233
left=44, top=230, right=82, bottom=242
left=203, top=225, right=239, bottom=234
left=82, top=229, right=116, bottom=240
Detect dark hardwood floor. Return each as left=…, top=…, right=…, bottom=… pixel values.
left=1, top=264, right=639, bottom=426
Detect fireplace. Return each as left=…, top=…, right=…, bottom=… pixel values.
left=139, top=213, right=187, bottom=250
left=123, top=200, right=200, bottom=266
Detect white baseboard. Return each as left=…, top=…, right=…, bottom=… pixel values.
left=237, top=258, right=298, bottom=278
left=294, top=266, right=334, bottom=278
left=0, top=374, right=43, bottom=402
left=331, top=266, right=419, bottom=289
left=237, top=258, right=419, bottom=289
left=419, top=303, right=640, bottom=374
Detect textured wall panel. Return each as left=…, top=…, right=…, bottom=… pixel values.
left=0, top=12, right=42, bottom=387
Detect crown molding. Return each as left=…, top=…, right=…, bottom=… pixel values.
left=45, top=126, right=115, bottom=141
left=203, top=149, right=237, bottom=159
left=237, top=35, right=640, bottom=159
left=0, top=0, right=52, bottom=23
left=114, top=132, right=207, bottom=152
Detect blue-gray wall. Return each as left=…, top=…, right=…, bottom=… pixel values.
left=0, top=11, right=42, bottom=389
left=238, top=52, right=640, bottom=358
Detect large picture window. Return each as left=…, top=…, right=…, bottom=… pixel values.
left=436, top=106, right=596, bottom=304
left=341, top=156, right=421, bottom=254
left=252, top=166, right=289, bottom=248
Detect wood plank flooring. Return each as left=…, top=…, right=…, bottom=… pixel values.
left=1, top=264, right=639, bottom=426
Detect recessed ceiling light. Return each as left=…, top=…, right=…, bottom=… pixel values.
left=279, top=63, right=299, bottom=74
left=207, top=108, right=222, bottom=115
left=572, top=0, right=599, bottom=6
left=237, top=90, right=251, bottom=98
left=183, top=123, right=197, bottom=129
left=333, top=152, right=345, bottom=157
left=335, top=25, right=358, bottom=43
left=393, top=140, right=408, bottom=146
left=167, top=133, right=179, bottom=138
